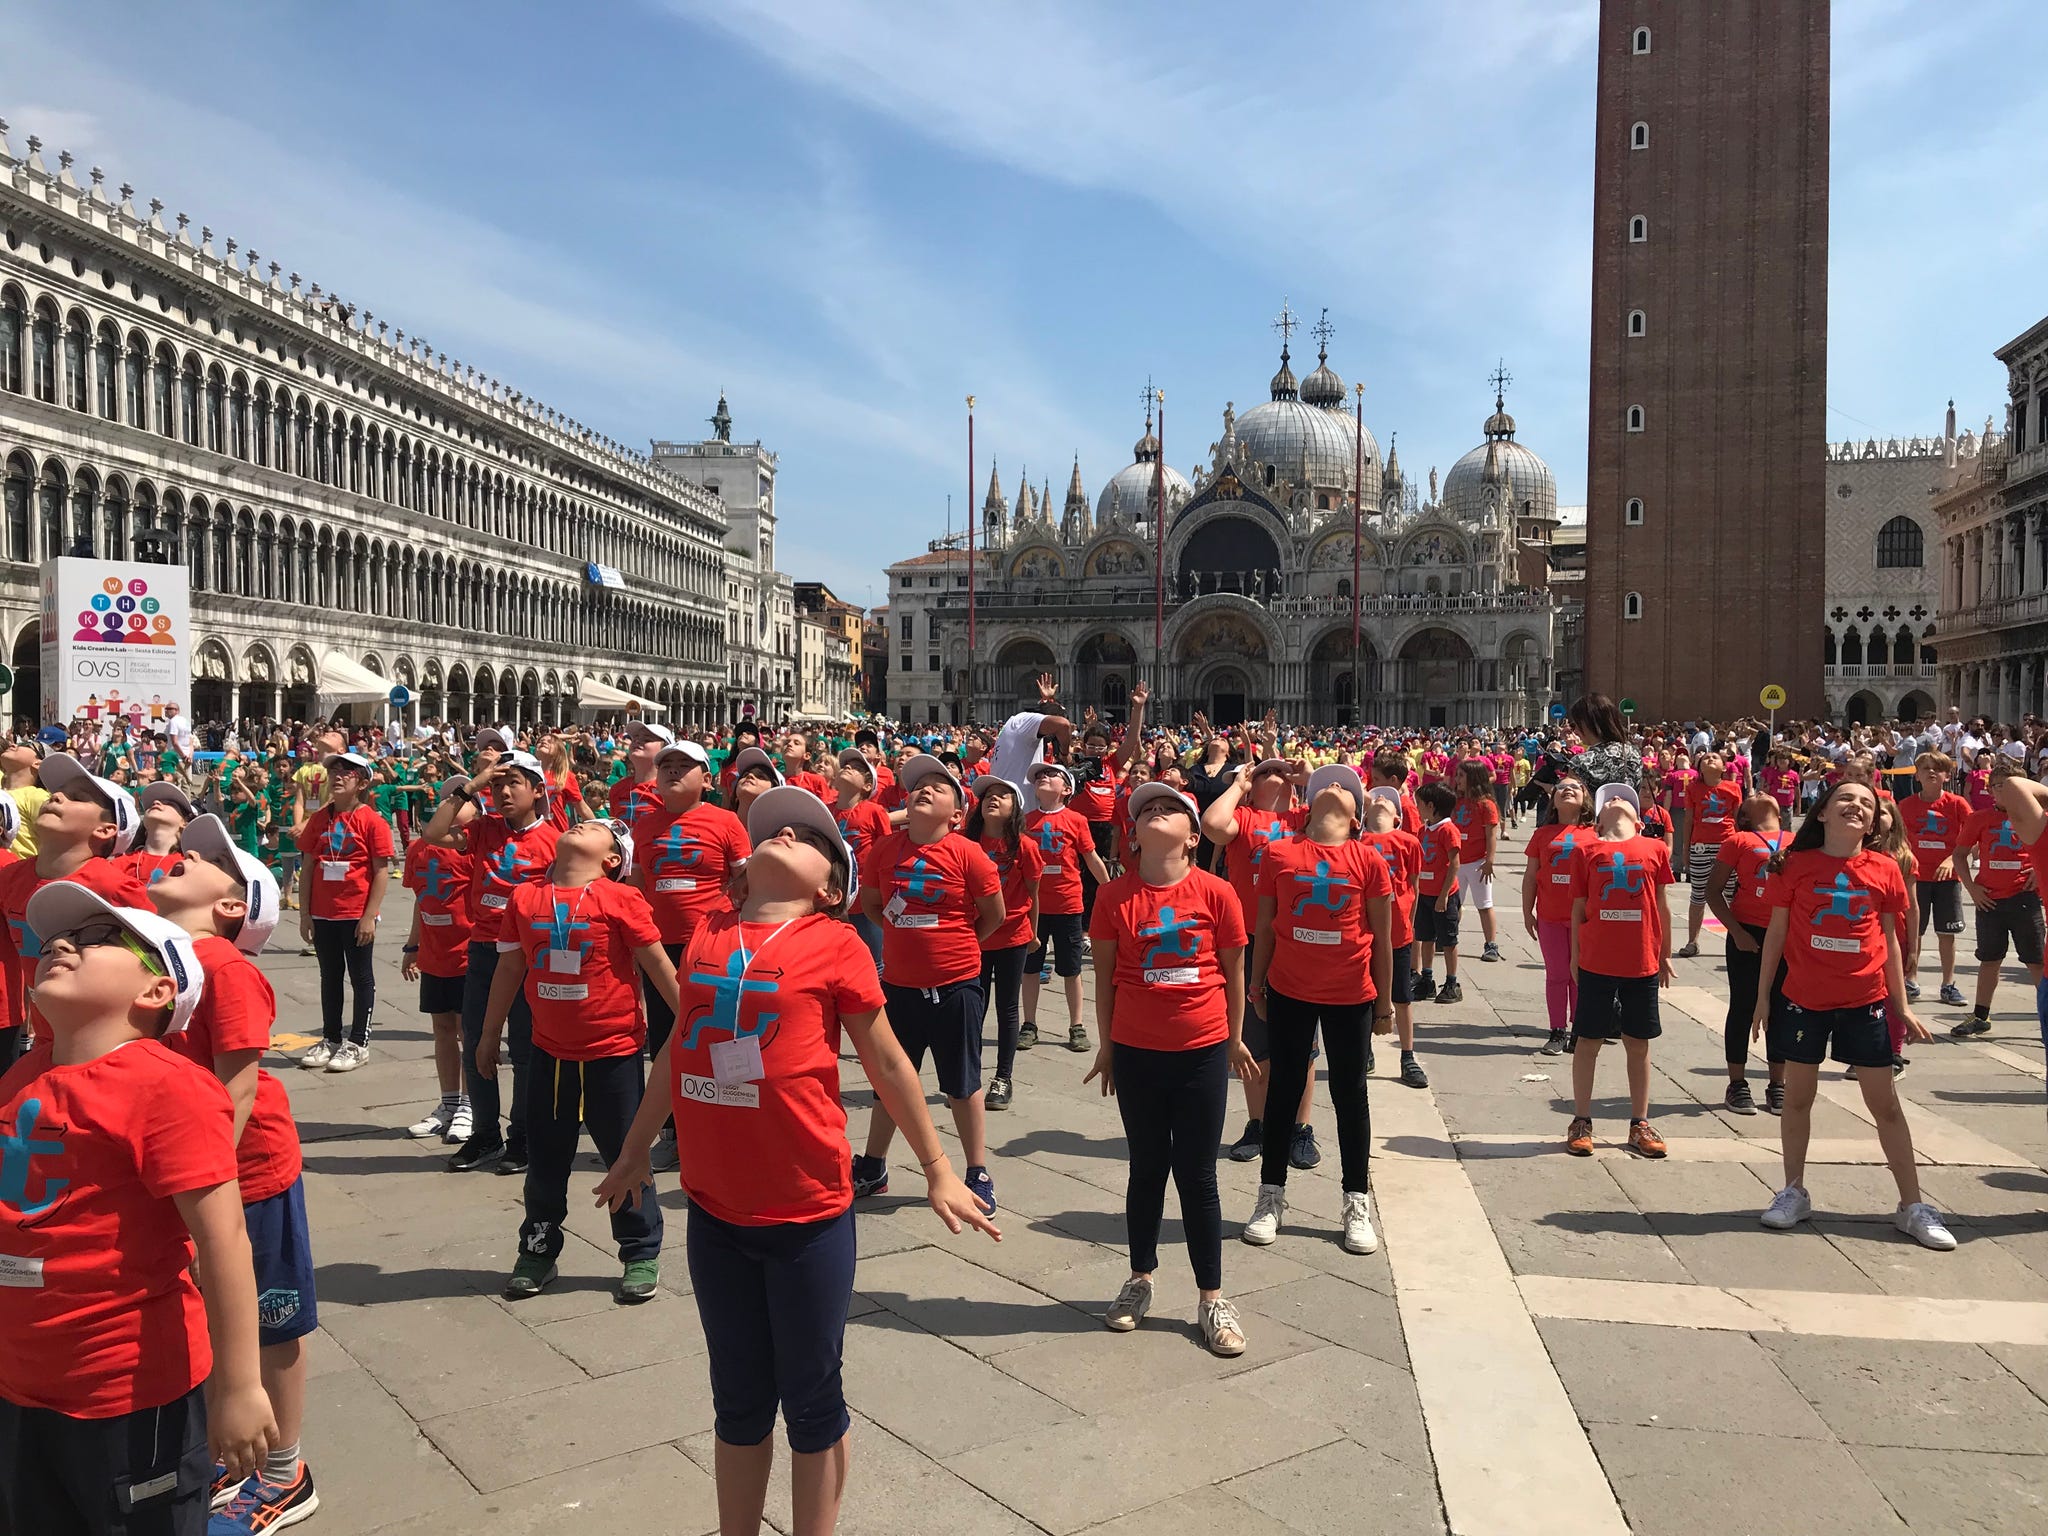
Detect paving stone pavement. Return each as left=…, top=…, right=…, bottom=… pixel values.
left=258, top=837, right=2048, bottom=1534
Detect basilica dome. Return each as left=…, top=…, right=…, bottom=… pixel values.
left=1232, top=345, right=1380, bottom=505
left=1441, top=395, right=1556, bottom=525
left=1096, top=425, right=1194, bottom=528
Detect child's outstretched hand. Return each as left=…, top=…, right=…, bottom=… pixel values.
left=593, top=1145, right=655, bottom=1212
left=927, top=1166, right=1001, bottom=1240
left=209, top=1381, right=278, bottom=1482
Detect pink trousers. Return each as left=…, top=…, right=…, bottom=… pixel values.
left=1538, top=919, right=1577, bottom=1033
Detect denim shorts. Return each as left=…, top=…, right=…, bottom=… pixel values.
left=246, top=1176, right=320, bottom=1347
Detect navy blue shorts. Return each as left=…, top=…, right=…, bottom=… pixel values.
left=1389, top=942, right=1414, bottom=1005
left=246, top=1177, right=319, bottom=1347
left=418, top=971, right=465, bottom=1015
left=883, top=978, right=985, bottom=1099
left=1026, top=912, right=1086, bottom=977
left=687, top=1204, right=855, bottom=1454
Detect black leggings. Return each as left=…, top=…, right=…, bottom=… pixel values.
left=312, top=916, right=376, bottom=1045
left=1111, top=1039, right=1227, bottom=1290
left=980, top=943, right=1029, bottom=1079
left=1723, top=921, right=1787, bottom=1067
left=1262, top=987, right=1373, bottom=1194
left=642, top=941, right=688, bottom=1059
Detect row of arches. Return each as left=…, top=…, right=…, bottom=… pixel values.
left=0, top=281, right=719, bottom=596
left=0, top=447, right=721, bottom=666
left=1825, top=623, right=1935, bottom=670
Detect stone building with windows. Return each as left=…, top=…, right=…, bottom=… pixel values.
left=1821, top=427, right=1947, bottom=724
left=0, top=125, right=730, bottom=729
left=883, top=319, right=1561, bottom=729
left=1932, top=313, right=2048, bottom=719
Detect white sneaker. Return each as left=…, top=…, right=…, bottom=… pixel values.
left=326, top=1041, right=369, bottom=1073
left=1104, top=1275, right=1153, bottom=1332
left=1241, top=1183, right=1286, bottom=1246
left=1895, top=1201, right=1957, bottom=1251
left=1199, top=1295, right=1247, bottom=1357
left=1341, top=1191, right=1379, bottom=1254
left=298, top=1041, right=336, bottom=1070
left=1759, top=1185, right=1812, bottom=1230
left=445, top=1103, right=472, bottom=1144
left=407, top=1102, right=453, bottom=1139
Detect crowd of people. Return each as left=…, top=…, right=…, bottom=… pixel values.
left=1, top=684, right=2041, bottom=1536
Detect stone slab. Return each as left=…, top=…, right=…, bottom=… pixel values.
left=1587, top=1423, right=1910, bottom=1536
left=1761, top=1335, right=2048, bottom=1452
left=1536, top=1316, right=1832, bottom=1438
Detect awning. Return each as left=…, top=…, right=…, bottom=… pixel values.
left=585, top=562, right=625, bottom=591
left=316, top=650, right=392, bottom=705
left=576, top=678, right=667, bottom=715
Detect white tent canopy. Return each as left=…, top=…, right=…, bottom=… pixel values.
left=316, top=650, right=391, bottom=706
left=576, top=678, right=667, bottom=715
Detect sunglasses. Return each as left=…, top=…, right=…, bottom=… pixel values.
left=45, top=920, right=166, bottom=976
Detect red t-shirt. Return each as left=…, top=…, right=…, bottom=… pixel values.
left=786, top=770, right=832, bottom=802
left=466, top=815, right=561, bottom=928
left=500, top=878, right=660, bottom=1060
left=833, top=798, right=893, bottom=890
left=1525, top=822, right=1596, bottom=925
left=670, top=912, right=887, bottom=1226
left=1719, top=829, right=1789, bottom=930
left=404, top=839, right=475, bottom=978
left=295, top=804, right=395, bottom=921
left=607, top=776, right=663, bottom=830
left=1224, top=803, right=1300, bottom=926
left=1025, top=806, right=1094, bottom=916
left=1088, top=866, right=1246, bottom=1051
left=1569, top=834, right=1676, bottom=979
left=164, top=935, right=300, bottom=1203
left=0, top=1040, right=236, bottom=1417
left=543, top=770, right=586, bottom=831
left=980, top=835, right=1045, bottom=951
left=1662, top=767, right=1698, bottom=818
left=116, top=848, right=182, bottom=889
left=1640, top=803, right=1674, bottom=843
left=1417, top=820, right=1462, bottom=898
left=1450, top=794, right=1500, bottom=866
left=860, top=831, right=1000, bottom=988
left=1074, top=770, right=1118, bottom=823
left=1255, top=836, right=1392, bottom=1006
left=1361, top=828, right=1421, bottom=948
left=632, top=802, right=751, bottom=947
left=1898, top=791, right=1971, bottom=883
left=1960, top=808, right=2033, bottom=900
left=1764, top=848, right=1908, bottom=1010
left=1762, top=766, right=1800, bottom=809
left=0, top=858, right=154, bottom=1034
left=1682, top=779, right=1743, bottom=849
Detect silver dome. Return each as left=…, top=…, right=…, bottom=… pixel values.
left=1096, top=458, right=1194, bottom=528
left=1232, top=398, right=1381, bottom=502
left=1442, top=435, right=1557, bottom=525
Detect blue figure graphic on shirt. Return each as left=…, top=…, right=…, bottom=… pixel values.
left=1246, top=819, right=1286, bottom=873
left=1140, top=906, right=1200, bottom=970
left=1595, top=851, right=1645, bottom=900
left=1920, top=808, right=1948, bottom=839
left=487, top=839, right=532, bottom=889
left=1291, top=859, right=1352, bottom=918
left=417, top=853, right=458, bottom=904
left=680, top=948, right=781, bottom=1048
left=1991, top=821, right=2021, bottom=853
left=8, top=915, right=39, bottom=961
left=897, top=856, right=943, bottom=904
left=531, top=901, right=592, bottom=969
left=1811, top=872, right=1872, bottom=924
left=0, top=1098, right=67, bottom=1218
left=1033, top=819, right=1061, bottom=859
left=652, top=825, right=703, bottom=876
left=323, top=817, right=356, bottom=861
left=1548, top=830, right=1585, bottom=871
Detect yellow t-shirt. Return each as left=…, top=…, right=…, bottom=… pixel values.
left=293, top=763, right=328, bottom=808
left=8, top=784, right=47, bottom=857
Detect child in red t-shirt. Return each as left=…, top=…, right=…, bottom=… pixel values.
left=150, top=815, right=322, bottom=1526
left=830, top=748, right=894, bottom=970
left=0, top=884, right=275, bottom=1532
left=596, top=786, right=995, bottom=1536
left=1022, top=762, right=1112, bottom=1055
left=1564, top=785, right=1677, bottom=1159
left=1750, top=781, right=1951, bottom=1249
left=1243, top=766, right=1393, bottom=1258
left=119, top=779, right=195, bottom=889
left=402, top=775, right=477, bottom=1145
left=290, top=751, right=394, bottom=1073
left=853, top=756, right=1004, bottom=1215
left=1412, top=783, right=1465, bottom=1004
left=480, top=817, right=678, bottom=1302
left=1953, top=756, right=2045, bottom=1038
left=1522, top=777, right=1595, bottom=1055
left=1085, top=782, right=1254, bottom=1358
left=968, top=777, right=1043, bottom=1111
left=1675, top=752, right=1743, bottom=959
left=1362, top=787, right=1426, bottom=1085
left=1704, top=795, right=1792, bottom=1114
left=1452, top=761, right=1503, bottom=962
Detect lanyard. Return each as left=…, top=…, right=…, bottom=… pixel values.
left=732, top=918, right=795, bottom=991
left=542, top=881, right=595, bottom=950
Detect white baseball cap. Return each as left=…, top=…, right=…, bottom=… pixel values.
left=499, top=750, right=547, bottom=786
left=322, top=751, right=375, bottom=777
left=473, top=726, right=514, bottom=754
left=835, top=747, right=876, bottom=783
left=898, top=754, right=962, bottom=802
left=136, top=781, right=196, bottom=821
left=656, top=740, right=711, bottom=771
left=1366, top=785, right=1405, bottom=825
left=1594, top=782, right=1642, bottom=818
left=1306, top=764, right=1367, bottom=834
left=1127, top=781, right=1200, bottom=824
left=437, top=773, right=471, bottom=801
left=746, top=785, right=858, bottom=909
left=39, top=753, right=139, bottom=856
left=729, top=746, right=785, bottom=787
left=1250, top=757, right=1292, bottom=780
left=25, top=882, right=206, bottom=1035
left=626, top=721, right=675, bottom=747
left=1027, top=761, right=1075, bottom=791
left=178, top=814, right=282, bottom=956
left=594, top=816, right=635, bottom=879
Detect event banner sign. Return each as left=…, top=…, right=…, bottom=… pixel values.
left=38, top=558, right=190, bottom=730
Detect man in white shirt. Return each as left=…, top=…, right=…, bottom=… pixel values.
left=163, top=702, right=194, bottom=758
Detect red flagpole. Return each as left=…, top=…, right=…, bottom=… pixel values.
left=966, top=395, right=976, bottom=721
left=1154, top=391, right=1166, bottom=680
left=1353, top=382, right=1364, bottom=727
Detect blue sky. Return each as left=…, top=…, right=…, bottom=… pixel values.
left=6, top=1, right=2042, bottom=607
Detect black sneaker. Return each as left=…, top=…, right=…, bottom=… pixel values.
left=446, top=1136, right=505, bottom=1173
left=1227, top=1119, right=1263, bottom=1162
left=1436, top=978, right=1463, bottom=1005
left=1289, top=1123, right=1322, bottom=1170
left=986, top=1075, right=1013, bottom=1110
left=1067, top=1022, right=1091, bottom=1053
left=1400, top=1052, right=1429, bottom=1089
left=1764, top=1081, right=1785, bottom=1116
left=1892, top=1053, right=1909, bottom=1077
left=851, top=1153, right=889, bottom=1198
left=1540, top=1029, right=1568, bottom=1056
left=496, top=1144, right=529, bottom=1176
left=210, top=1463, right=318, bottom=1533
left=1951, top=1015, right=1991, bottom=1038
left=1725, top=1080, right=1757, bottom=1115
left=1017, top=1021, right=1037, bottom=1050
left=1411, top=972, right=1437, bottom=1002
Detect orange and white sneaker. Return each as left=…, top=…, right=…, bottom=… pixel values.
left=1565, top=1117, right=1595, bottom=1157
left=1626, top=1119, right=1668, bottom=1159
left=210, top=1462, right=320, bottom=1532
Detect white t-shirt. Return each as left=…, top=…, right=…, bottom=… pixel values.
left=165, top=714, right=193, bottom=753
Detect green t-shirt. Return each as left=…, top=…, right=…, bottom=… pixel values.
left=228, top=797, right=266, bottom=858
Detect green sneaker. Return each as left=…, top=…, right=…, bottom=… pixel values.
left=503, top=1254, right=557, bottom=1300
left=617, top=1259, right=660, bottom=1304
